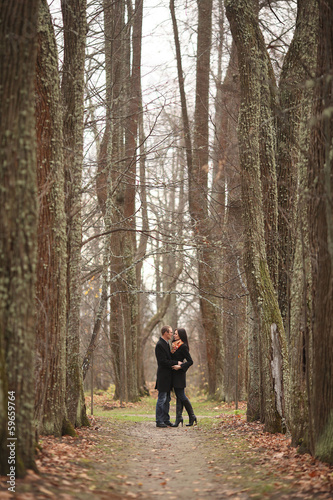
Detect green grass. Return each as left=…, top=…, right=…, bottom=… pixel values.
left=92, top=410, right=153, bottom=422
left=85, top=391, right=246, bottom=423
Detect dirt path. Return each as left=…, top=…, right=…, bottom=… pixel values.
left=93, top=418, right=332, bottom=500
left=109, top=421, right=226, bottom=499
left=1, top=413, right=333, bottom=499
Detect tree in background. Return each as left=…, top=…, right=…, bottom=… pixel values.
left=171, top=0, right=224, bottom=398
left=61, top=0, right=89, bottom=426
left=95, top=0, right=144, bottom=402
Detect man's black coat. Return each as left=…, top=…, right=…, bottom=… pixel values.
left=154, top=337, right=178, bottom=392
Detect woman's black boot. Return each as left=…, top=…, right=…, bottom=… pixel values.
left=172, top=398, right=184, bottom=427
left=184, top=399, right=197, bottom=426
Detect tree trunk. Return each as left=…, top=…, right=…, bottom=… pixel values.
left=247, top=301, right=260, bottom=421
left=124, top=0, right=143, bottom=400
left=35, top=0, right=68, bottom=437
left=171, top=0, right=223, bottom=397
left=226, top=0, right=289, bottom=432
left=0, top=0, right=40, bottom=476
left=61, top=0, right=88, bottom=427
left=215, top=40, right=245, bottom=402
left=98, top=0, right=142, bottom=402
left=277, top=0, right=318, bottom=447
left=194, top=0, right=224, bottom=398
left=136, top=104, right=150, bottom=395
left=308, top=0, right=333, bottom=464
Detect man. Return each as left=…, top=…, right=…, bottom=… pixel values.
left=155, top=325, right=181, bottom=427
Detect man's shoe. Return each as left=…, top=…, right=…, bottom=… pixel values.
left=164, top=422, right=173, bottom=427
left=156, top=423, right=168, bottom=428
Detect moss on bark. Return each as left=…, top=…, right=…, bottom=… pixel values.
left=0, top=0, right=40, bottom=477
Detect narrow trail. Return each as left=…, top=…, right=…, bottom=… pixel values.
left=93, top=417, right=332, bottom=500
left=2, top=409, right=333, bottom=499
left=111, top=420, right=229, bottom=499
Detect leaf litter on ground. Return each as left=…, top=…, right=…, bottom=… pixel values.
left=214, top=412, right=333, bottom=498
left=0, top=400, right=332, bottom=499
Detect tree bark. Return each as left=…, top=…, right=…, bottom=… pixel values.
left=226, top=0, right=289, bottom=432
left=61, top=0, right=89, bottom=427
left=277, top=0, right=318, bottom=447
left=98, top=0, right=142, bottom=402
left=308, top=0, right=333, bottom=464
left=171, top=0, right=223, bottom=397
left=0, top=0, right=40, bottom=476
left=35, top=0, right=68, bottom=437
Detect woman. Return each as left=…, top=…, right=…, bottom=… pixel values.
left=171, top=328, right=197, bottom=427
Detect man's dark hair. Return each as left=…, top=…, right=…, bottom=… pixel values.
left=161, top=325, right=171, bottom=335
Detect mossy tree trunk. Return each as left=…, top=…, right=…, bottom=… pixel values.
left=35, top=0, right=68, bottom=437
left=61, top=0, right=89, bottom=427
left=226, top=0, right=289, bottom=433
left=308, top=0, right=333, bottom=464
left=277, top=0, right=318, bottom=447
left=246, top=301, right=260, bottom=421
left=0, top=0, right=40, bottom=476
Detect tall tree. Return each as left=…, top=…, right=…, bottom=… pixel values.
left=61, top=0, right=89, bottom=426
left=123, top=0, right=144, bottom=399
left=192, top=0, right=225, bottom=398
left=171, top=0, right=224, bottom=398
left=0, top=0, right=40, bottom=476
left=96, top=0, right=144, bottom=402
left=225, top=0, right=289, bottom=432
left=277, top=0, right=318, bottom=446
left=214, top=39, right=246, bottom=403
left=35, top=0, right=68, bottom=437
left=308, top=0, right=333, bottom=464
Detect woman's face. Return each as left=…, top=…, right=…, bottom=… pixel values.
left=173, top=329, right=179, bottom=341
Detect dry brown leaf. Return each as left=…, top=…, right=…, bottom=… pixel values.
left=0, top=493, right=13, bottom=500
left=38, top=485, right=55, bottom=497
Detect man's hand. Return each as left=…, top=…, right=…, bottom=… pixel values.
left=172, top=365, right=181, bottom=370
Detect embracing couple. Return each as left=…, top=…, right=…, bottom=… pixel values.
left=154, top=325, right=197, bottom=428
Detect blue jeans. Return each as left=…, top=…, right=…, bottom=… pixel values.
left=156, top=391, right=171, bottom=424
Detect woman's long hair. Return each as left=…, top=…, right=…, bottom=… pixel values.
left=177, top=328, right=189, bottom=350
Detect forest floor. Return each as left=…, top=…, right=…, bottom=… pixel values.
left=1, top=393, right=333, bottom=500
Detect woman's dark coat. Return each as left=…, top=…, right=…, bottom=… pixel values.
left=171, top=343, right=193, bottom=388
left=154, top=337, right=178, bottom=392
